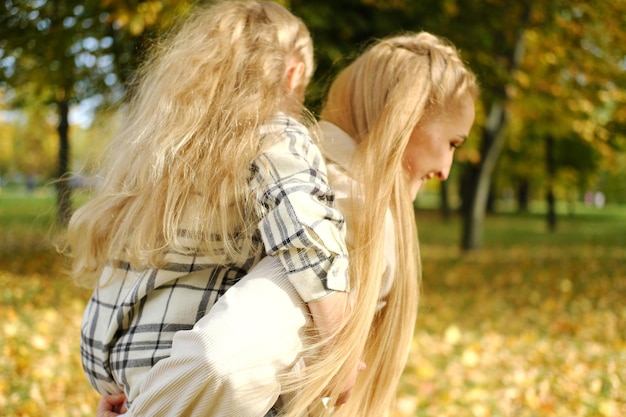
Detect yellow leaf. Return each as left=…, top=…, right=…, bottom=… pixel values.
left=417, top=361, right=437, bottom=379
left=31, top=334, right=49, bottom=351
left=444, top=324, right=462, bottom=345
left=599, top=400, right=618, bottom=417
left=395, top=396, right=418, bottom=416
left=461, top=346, right=480, bottom=367
left=130, top=14, right=146, bottom=36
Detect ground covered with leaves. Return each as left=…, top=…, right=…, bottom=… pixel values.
left=0, top=228, right=99, bottom=416
left=396, top=212, right=626, bottom=417
left=1, top=194, right=624, bottom=416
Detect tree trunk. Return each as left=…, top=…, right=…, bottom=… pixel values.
left=56, top=99, right=72, bottom=226
left=517, top=178, right=529, bottom=212
left=486, top=182, right=496, bottom=214
left=545, top=134, right=557, bottom=231
left=461, top=101, right=507, bottom=250
left=460, top=4, right=531, bottom=251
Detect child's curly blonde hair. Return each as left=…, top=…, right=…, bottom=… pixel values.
left=66, top=1, right=314, bottom=286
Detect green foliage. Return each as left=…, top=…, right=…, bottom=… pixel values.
left=1, top=0, right=625, bottom=235
left=500, top=0, right=626, bottom=202
left=0, top=0, right=194, bottom=105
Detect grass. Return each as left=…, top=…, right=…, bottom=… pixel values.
left=1, top=187, right=624, bottom=416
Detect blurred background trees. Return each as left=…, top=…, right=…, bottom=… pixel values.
left=1, top=0, right=624, bottom=248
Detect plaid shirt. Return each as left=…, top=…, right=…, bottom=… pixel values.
left=80, top=114, right=349, bottom=401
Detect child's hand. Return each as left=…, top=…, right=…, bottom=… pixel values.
left=307, top=291, right=350, bottom=340
left=308, top=291, right=365, bottom=406
left=335, top=359, right=366, bottom=406
left=97, top=394, right=127, bottom=417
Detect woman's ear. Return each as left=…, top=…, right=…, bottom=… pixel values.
left=286, top=60, right=306, bottom=93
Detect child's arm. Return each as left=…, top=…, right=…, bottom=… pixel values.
left=254, top=117, right=359, bottom=401
left=309, top=291, right=366, bottom=407
left=307, top=291, right=349, bottom=339
left=254, top=117, right=351, bottom=334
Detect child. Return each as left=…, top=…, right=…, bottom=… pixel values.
left=67, top=0, right=353, bottom=412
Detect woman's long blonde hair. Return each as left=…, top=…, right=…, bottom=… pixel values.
left=281, top=32, right=478, bottom=416
left=66, top=1, right=314, bottom=285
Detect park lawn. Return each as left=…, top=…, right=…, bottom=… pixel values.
left=0, top=190, right=624, bottom=416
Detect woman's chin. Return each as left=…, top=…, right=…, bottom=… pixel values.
left=410, top=181, right=423, bottom=201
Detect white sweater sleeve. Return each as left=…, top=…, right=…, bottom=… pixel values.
left=125, top=256, right=310, bottom=417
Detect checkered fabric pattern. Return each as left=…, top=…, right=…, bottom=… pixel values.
left=80, top=114, right=349, bottom=402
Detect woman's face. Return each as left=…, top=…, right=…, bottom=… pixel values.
left=402, top=94, right=476, bottom=200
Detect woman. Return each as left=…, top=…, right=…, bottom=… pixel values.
left=104, top=31, right=478, bottom=417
